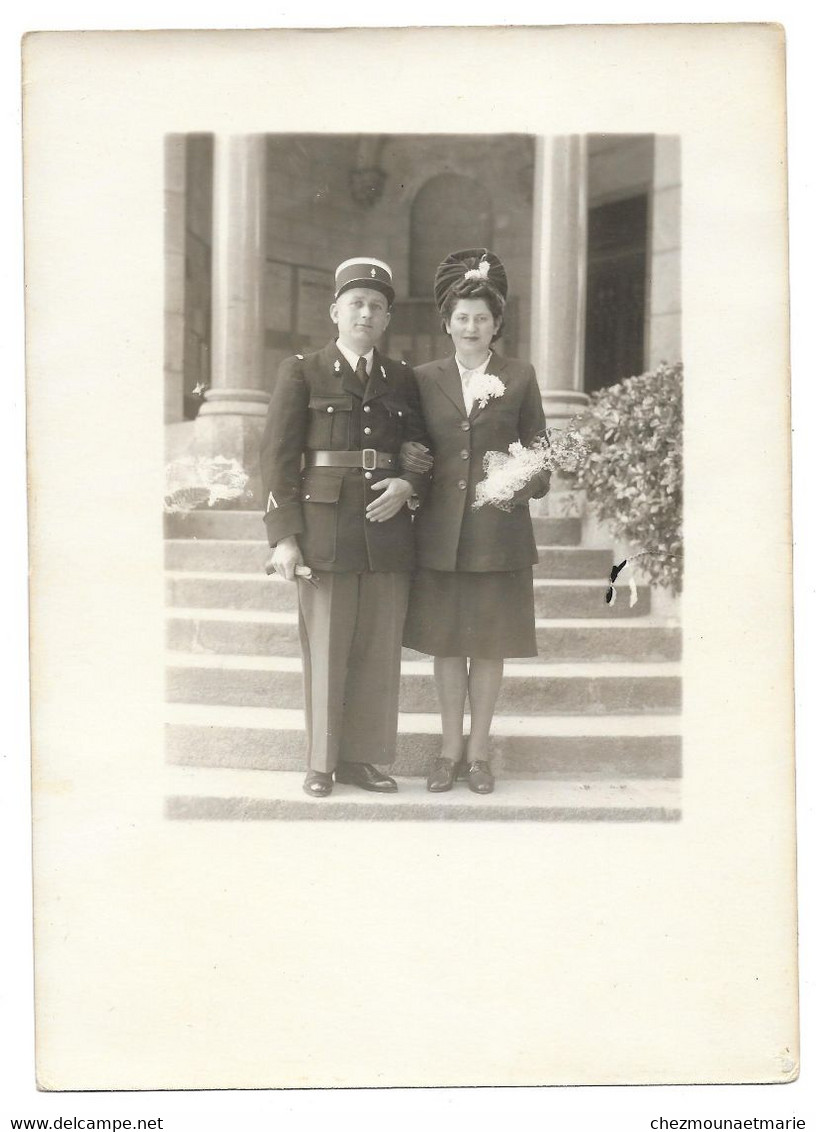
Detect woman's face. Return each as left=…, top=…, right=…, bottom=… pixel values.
left=445, top=298, right=500, bottom=356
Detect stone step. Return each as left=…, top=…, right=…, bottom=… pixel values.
left=165, top=767, right=681, bottom=823
left=164, top=510, right=582, bottom=545
left=166, top=609, right=682, bottom=662
left=164, top=538, right=614, bottom=580
left=165, top=571, right=651, bottom=619
left=165, top=704, right=682, bottom=779
left=166, top=652, right=682, bottom=715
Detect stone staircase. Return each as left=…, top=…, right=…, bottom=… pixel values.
left=164, top=510, right=682, bottom=821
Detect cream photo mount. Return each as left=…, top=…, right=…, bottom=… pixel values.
left=24, top=25, right=795, bottom=1090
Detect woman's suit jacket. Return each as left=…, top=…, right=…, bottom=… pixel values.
left=413, top=352, right=550, bottom=573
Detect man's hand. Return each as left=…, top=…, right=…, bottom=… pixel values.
left=366, top=477, right=415, bottom=522
left=400, top=440, right=434, bottom=475
left=265, top=535, right=304, bottom=581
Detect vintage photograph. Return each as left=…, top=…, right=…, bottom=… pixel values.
left=163, top=131, right=683, bottom=821
left=23, top=25, right=796, bottom=1092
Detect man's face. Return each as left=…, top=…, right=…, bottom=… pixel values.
left=330, top=287, right=391, bottom=353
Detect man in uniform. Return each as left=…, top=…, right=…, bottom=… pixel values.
left=260, top=257, right=431, bottom=798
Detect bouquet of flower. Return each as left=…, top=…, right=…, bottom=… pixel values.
left=472, top=426, right=588, bottom=512
left=164, top=456, right=250, bottom=514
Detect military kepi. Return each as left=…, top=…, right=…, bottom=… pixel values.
left=334, top=257, right=395, bottom=305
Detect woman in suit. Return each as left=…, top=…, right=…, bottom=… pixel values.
left=403, top=249, right=550, bottom=794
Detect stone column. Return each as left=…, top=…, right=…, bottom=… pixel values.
left=193, top=134, right=270, bottom=508
left=529, top=135, right=590, bottom=429
left=164, top=135, right=187, bottom=426
left=647, top=135, right=682, bottom=368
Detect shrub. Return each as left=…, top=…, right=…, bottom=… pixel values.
left=575, top=362, right=683, bottom=594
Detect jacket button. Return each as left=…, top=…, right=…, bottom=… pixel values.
left=363, top=405, right=371, bottom=413
left=327, top=406, right=334, bottom=414
left=364, top=427, right=372, bottom=435
left=364, top=471, right=373, bottom=480
left=460, top=450, right=469, bottom=460
left=458, top=480, right=467, bottom=490
left=460, top=421, right=471, bottom=431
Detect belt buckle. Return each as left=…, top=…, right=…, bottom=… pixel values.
left=361, top=448, right=377, bottom=471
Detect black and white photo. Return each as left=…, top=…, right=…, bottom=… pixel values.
left=163, top=131, right=684, bottom=822
left=22, top=24, right=796, bottom=1093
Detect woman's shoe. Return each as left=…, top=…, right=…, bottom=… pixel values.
left=427, top=756, right=463, bottom=792
left=467, top=761, right=494, bottom=794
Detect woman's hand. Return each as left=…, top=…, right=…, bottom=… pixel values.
left=510, top=483, right=536, bottom=507
left=366, top=477, right=415, bottom=522
left=511, top=470, right=551, bottom=507
left=399, top=440, right=434, bottom=475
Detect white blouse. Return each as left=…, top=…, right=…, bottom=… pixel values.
left=455, top=351, right=493, bottom=415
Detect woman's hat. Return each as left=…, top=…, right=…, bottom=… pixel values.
left=433, top=248, right=508, bottom=310
left=334, top=257, right=395, bottom=304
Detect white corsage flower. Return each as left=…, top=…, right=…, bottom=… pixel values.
left=468, top=372, right=506, bottom=409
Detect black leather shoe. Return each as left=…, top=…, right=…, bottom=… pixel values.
left=467, top=761, right=494, bottom=794
left=427, top=757, right=462, bottom=792
left=335, top=762, right=398, bottom=793
left=303, top=769, right=333, bottom=797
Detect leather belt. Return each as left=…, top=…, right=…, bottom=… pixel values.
left=306, top=449, right=398, bottom=471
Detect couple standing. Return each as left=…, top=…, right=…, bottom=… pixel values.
left=260, top=249, right=550, bottom=799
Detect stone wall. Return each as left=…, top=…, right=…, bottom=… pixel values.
left=262, top=133, right=536, bottom=381
left=164, top=134, right=214, bottom=425
left=588, top=134, right=655, bottom=202
left=358, top=134, right=534, bottom=355
left=264, top=135, right=364, bottom=384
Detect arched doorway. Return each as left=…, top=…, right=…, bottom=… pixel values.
left=409, top=173, right=493, bottom=296
left=385, top=173, right=497, bottom=364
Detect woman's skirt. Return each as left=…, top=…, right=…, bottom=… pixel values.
left=403, top=568, right=537, bottom=659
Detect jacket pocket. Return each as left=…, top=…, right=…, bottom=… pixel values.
left=306, top=395, right=354, bottom=449
left=374, top=400, right=406, bottom=450
left=300, top=471, right=343, bottom=564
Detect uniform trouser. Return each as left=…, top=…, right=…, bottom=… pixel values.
left=297, top=571, right=411, bottom=773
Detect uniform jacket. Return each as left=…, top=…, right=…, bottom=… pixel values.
left=413, top=352, right=549, bottom=572
left=260, top=341, right=430, bottom=572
